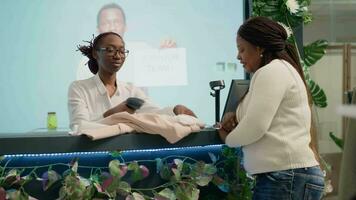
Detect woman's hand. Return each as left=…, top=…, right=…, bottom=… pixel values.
left=218, top=128, right=229, bottom=142
left=114, top=101, right=135, bottom=114
left=103, top=101, right=135, bottom=118
left=173, top=104, right=197, bottom=117
left=218, top=112, right=238, bottom=142
left=221, top=112, right=238, bottom=132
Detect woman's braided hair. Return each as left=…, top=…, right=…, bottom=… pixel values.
left=77, top=32, right=123, bottom=74
left=238, top=16, right=306, bottom=86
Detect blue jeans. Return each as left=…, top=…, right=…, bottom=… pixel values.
left=252, top=166, right=325, bottom=200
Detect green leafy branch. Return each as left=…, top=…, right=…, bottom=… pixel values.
left=0, top=146, right=253, bottom=200
left=329, top=132, right=344, bottom=150
left=253, top=0, right=328, bottom=108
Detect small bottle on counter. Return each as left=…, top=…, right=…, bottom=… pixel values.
left=47, top=112, right=57, bottom=130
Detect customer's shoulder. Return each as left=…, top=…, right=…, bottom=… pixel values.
left=256, top=59, right=294, bottom=78
left=251, top=59, right=296, bottom=88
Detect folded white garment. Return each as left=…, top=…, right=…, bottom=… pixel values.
left=75, top=112, right=205, bottom=144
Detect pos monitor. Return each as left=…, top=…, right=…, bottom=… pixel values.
left=221, top=79, right=250, bottom=120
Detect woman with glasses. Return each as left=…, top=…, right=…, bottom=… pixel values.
left=68, top=32, right=195, bottom=130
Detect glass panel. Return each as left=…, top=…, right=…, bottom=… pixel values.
left=310, top=47, right=344, bottom=154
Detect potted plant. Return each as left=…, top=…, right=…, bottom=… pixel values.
left=0, top=146, right=253, bottom=200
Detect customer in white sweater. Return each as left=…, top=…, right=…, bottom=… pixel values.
left=219, top=17, right=324, bottom=200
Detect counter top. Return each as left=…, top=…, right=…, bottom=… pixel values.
left=0, top=128, right=222, bottom=155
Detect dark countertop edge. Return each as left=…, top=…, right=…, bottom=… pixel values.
left=0, top=129, right=222, bottom=155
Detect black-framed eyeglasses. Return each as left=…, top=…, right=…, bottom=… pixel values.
left=97, top=47, right=129, bottom=57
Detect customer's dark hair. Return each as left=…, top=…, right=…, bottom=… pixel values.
left=238, top=16, right=306, bottom=86
left=77, top=32, right=123, bottom=74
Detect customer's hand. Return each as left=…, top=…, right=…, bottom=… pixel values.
left=173, top=104, right=196, bottom=117
left=218, top=112, right=237, bottom=142
left=218, top=127, right=229, bottom=142
left=220, top=112, right=238, bottom=133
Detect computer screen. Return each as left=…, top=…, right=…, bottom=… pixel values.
left=222, top=79, right=250, bottom=120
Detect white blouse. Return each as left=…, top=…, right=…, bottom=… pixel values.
left=68, top=74, right=174, bottom=129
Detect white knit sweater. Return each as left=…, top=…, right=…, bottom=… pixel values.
left=225, top=59, right=318, bottom=175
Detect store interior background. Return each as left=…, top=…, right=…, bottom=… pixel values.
left=304, top=0, right=356, bottom=199
left=0, top=0, right=355, bottom=199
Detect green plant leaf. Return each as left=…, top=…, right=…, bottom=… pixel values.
left=109, top=160, right=121, bottom=177
left=128, top=161, right=139, bottom=170
left=78, top=176, right=91, bottom=187
left=110, top=150, right=122, bottom=158
left=221, top=146, right=232, bottom=157
left=174, top=159, right=184, bottom=171
left=4, top=169, right=20, bottom=186
left=42, top=170, right=61, bottom=191
left=93, top=181, right=103, bottom=193
left=303, top=40, right=328, bottom=67
left=58, top=184, right=66, bottom=199
left=7, top=189, right=29, bottom=200
left=253, top=1, right=283, bottom=21
left=175, top=184, right=200, bottom=200
left=252, top=0, right=307, bottom=28
left=105, top=176, right=120, bottom=195
left=156, top=158, right=163, bottom=173
left=116, top=181, right=131, bottom=196
left=126, top=192, right=145, bottom=200
left=302, top=61, right=310, bottom=80
left=172, top=168, right=181, bottom=182
left=329, top=132, right=344, bottom=149
left=61, top=173, right=89, bottom=199
left=131, top=170, right=143, bottom=182
left=71, top=159, right=79, bottom=173
left=195, top=175, right=212, bottom=186
left=216, top=181, right=230, bottom=193
left=208, top=152, right=217, bottom=164
left=307, top=80, right=327, bottom=107
left=82, top=184, right=95, bottom=200
left=155, top=188, right=176, bottom=200
left=159, top=164, right=172, bottom=180
left=203, top=164, right=217, bottom=175
left=191, top=188, right=200, bottom=200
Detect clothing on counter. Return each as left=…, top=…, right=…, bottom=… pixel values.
left=78, top=112, right=205, bottom=144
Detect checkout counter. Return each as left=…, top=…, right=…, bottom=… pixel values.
left=0, top=129, right=236, bottom=199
